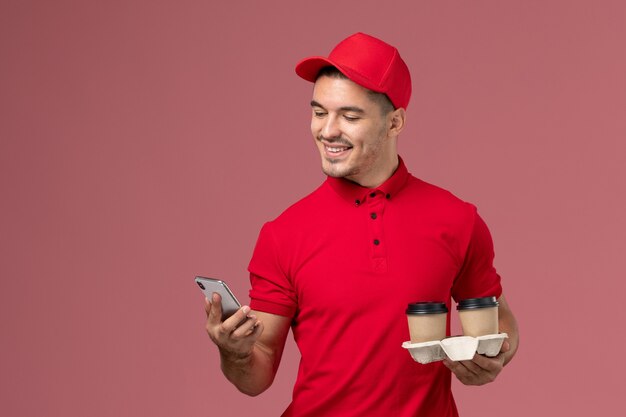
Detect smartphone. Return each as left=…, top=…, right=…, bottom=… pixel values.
left=195, top=276, right=242, bottom=320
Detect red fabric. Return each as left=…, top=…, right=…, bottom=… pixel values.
left=248, top=157, right=502, bottom=417
left=295, top=32, right=412, bottom=109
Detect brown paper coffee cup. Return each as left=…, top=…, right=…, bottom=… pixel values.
left=457, top=297, right=499, bottom=337
left=406, top=302, right=448, bottom=343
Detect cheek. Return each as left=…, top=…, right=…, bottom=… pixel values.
left=310, top=119, right=321, bottom=137
left=347, top=128, right=372, bottom=148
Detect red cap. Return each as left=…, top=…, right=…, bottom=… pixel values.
left=295, top=32, right=412, bottom=109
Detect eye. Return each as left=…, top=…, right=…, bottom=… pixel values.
left=312, top=109, right=327, bottom=118
left=343, top=115, right=360, bottom=122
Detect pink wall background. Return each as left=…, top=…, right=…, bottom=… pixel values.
left=2, top=1, right=625, bottom=415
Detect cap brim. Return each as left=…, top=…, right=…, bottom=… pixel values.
left=295, top=56, right=335, bottom=82
left=295, top=56, right=385, bottom=96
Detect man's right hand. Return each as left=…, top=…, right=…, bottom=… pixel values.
left=203, top=293, right=291, bottom=396
left=204, top=292, right=264, bottom=361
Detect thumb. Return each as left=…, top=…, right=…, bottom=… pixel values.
left=500, top=339, right=510, bottom=354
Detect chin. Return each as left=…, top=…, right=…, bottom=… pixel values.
left=321, top=160, right=352, bottom=179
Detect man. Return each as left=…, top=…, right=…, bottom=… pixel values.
left=205, top=32, right=519, bottom=416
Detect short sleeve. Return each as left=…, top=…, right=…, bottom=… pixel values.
left=451, top=209, right=503, bottom=302
left=248, top=222, right=297, bottom=318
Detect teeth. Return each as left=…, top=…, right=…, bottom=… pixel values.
left=326, top=146, right=348, bottom=153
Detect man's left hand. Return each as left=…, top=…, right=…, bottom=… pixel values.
left=442, top=340, right=510, bottom=386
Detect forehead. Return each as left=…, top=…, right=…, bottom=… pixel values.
left=311, top=76, right=377, bottom=110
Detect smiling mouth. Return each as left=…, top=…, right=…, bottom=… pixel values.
left=325, top=145, right=351, bottom=154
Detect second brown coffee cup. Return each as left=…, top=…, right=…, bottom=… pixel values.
left=406, top=302, right=448, bottom=343
left=457, top=296, right=499, bottom=337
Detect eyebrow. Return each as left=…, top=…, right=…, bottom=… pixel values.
left=310, top=100, right=365, bottom=114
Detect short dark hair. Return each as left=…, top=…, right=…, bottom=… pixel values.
left=316, top=66, right=395, bottom=115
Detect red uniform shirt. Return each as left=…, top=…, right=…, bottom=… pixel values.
left=249, top=157, right=502, bottom=417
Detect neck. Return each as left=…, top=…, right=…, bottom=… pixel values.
left=349, top=154, right=399, bottom=188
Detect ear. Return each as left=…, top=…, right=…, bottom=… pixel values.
left=388, top=108, right=406, bottom=137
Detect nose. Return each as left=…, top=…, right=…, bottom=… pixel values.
left=318, top=114, right=341, bottom=140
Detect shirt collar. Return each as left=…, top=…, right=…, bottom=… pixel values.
left=326, top=156, right=410, bottom=206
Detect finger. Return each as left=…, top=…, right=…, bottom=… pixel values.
left=204, top=297, right=212, bottom=317
left=443, top=359, right=466, bottom=374
left=237, top=319, right=264, bottom=339
left=500, top=340, right=510, bottom=353
left=250, top=319, right=264, bottom=338
left=442, top=358, right=456, bottom=371
left=459, top=356, right=484, bottom=375
left=232, top=316, right=259, bottom=338
left=471, top=353, right=504, bottom=372
left=208, top=293, right=224, bottom=325
left=443, top=359, right=474, bottom=381
left=221, top=306, right=251, bottom=333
